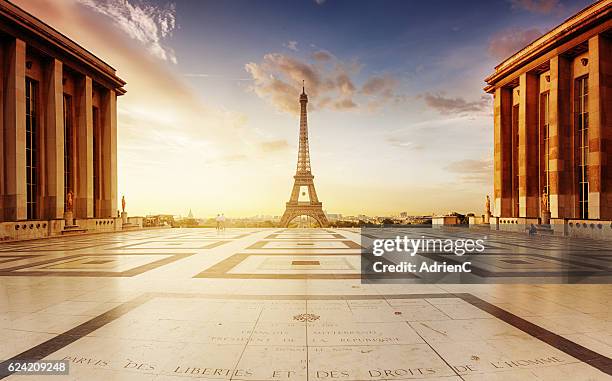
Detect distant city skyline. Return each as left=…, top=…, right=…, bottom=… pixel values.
left=13, top=0, right=595, bottom=217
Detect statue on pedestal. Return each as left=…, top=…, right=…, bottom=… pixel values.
left=541, top=190, right=551, bottom=225
left=484, top=195, right=491, bottom=223
left=121, top=195, right=128, bottom=224
left=64, top=191, right=74, bottom=226
left=66, top=191, right=73, bottom=212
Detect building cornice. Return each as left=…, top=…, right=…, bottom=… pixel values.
left=0, top=0, right=126, bottom=95
left=484, top=0, right=611, bottom=93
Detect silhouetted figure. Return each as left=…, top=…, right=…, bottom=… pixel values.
left=529, top=224, right=537, bottom=236
left=220, top=214, right=226, bottom=231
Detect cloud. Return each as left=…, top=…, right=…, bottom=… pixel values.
left=183, top=73, right=252, bottom=81
left=77, top=0, right=177, bottom=63
left=509, top=0, right=562, bottom=13
left=421, top=93, right=490, bottom=115
left=386, top=137, right=424, bottom=150
left=312, top=50, right=333, bottom=61
left=334, top=98, right=357, bottom=110
left=361, top=75, right=403, bottom=112
left=362, top=75, right=397, bottom=97
left=284, top=40, right=298, bottom=51
left=245, top=51, right=401, bottom=114
left=336, top=73, right=356, bottom=95
left=260, top=139, right=289, bottom=152
left=446, top=158, right=493, bottom=183
left=488, top=27, right=542, bottom=60
left=314, top=0, right=326, bottom=4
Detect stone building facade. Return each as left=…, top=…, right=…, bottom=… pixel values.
left=0, top=2, right=133, bottom=240
left=485, top=0, right=612, bottom=237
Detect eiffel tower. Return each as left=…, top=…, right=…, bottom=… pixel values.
left=279, top=84, right=329, bottom=228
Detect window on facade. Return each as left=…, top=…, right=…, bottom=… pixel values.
left=25, top=78, right=38, bottom=220
left=93, top=106, right=101, bottom=217
left=512, top=104, right=520, bottom=217
left=575, top=76, right=589, bottom=219
left=540, top=92, right=550, bottom=209
left=63, top=94, right=74, bottom=211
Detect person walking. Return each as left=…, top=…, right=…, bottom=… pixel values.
left=215, top=214, right=221, bottom=231
left=219, top=213, right=226, bottom=231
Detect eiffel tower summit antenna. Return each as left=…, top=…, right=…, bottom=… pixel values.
left=279, top=83, right=329, bottom=228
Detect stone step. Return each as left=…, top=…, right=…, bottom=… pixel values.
left=533, top=225, right=554, bottom=235
left=61, top=225, right=87, bottom=235
left=525, top=224, right=554, bottom=236
left=122, top=223, right=140, bottom=230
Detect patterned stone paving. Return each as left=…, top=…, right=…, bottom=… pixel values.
left=361, top=227, right=612, bottom=280
left=0, top=228, right=610, bottom=380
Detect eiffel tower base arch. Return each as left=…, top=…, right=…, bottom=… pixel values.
left=279, top=206, right=329, bottom=228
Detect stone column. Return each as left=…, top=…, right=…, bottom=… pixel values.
left=43, top=58, right=64, bottom=220
left=2, top=38, right=26, bottom=221
left=493, top=87, right=513, bottom=217
left=548, top=55, right=572, bottom=219
left=75, top=75, right=93, bottom=219
left=0, top=42, right=4, bottom=217
left=588, top=35, right=612, bottom=220
left=599, top=36, right=612, bottom=219
left=518, top=72, right=539, bottom=218
left=101, top=88, right=117, bottom=218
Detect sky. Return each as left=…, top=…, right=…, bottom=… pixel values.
left=14, top=0, right=595, bottom=218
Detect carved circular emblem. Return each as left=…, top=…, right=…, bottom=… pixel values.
left=293, top=313, right=320, bottom=322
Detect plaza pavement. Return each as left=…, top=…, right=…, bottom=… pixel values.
left=0, top=228, right=610, bottom=380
